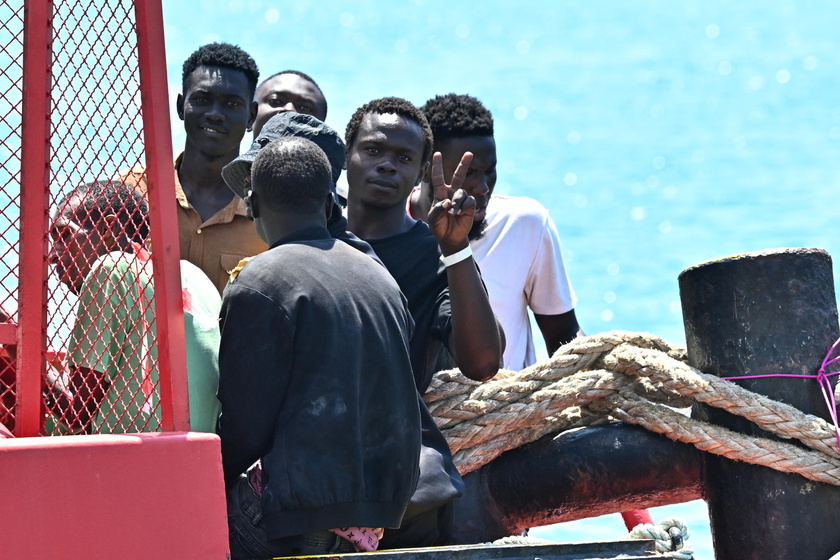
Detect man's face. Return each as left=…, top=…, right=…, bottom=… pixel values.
left=177, top=65, right=255, bottom=159
left=346, top=112, right=427, bottom=210
left=48, top=197, right=107, bottom=295
left=252, top=74, right=327, bottom=136
left=437, top=135, right=497, bottom=228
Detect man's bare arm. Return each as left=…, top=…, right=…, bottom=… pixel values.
left=534, top=309, right=583, bottom=358
left=46, top=365, right=109, bottom=432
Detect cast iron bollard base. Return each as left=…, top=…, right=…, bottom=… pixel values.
left=679, top=248, right=840, bottom=560
left=449, top=422, right=702, bottom=543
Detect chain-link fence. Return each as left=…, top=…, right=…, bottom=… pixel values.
left=0, top=2, right=23, bottom=431
left=46, top=0, right=157, bottom=434
left=5, top=0, right=187, bottom=436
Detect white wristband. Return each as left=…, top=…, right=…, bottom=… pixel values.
left=440, top=245, right=472, bottom=267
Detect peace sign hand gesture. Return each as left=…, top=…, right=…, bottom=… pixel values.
left=427, top=151, right=475, bottom=254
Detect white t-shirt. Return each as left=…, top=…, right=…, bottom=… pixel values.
left=471, top=195, right=577, bottom=371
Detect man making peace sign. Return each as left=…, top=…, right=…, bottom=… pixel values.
left=344, top=96, right=504, bottom=548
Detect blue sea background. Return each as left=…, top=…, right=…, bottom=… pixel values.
left=161, top=2, right=840, bottom=558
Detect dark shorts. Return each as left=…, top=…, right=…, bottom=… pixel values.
left=226, top=474, right=356, bottom=559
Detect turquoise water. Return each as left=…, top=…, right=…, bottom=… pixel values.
left=162, top=2, right=840, bottom=557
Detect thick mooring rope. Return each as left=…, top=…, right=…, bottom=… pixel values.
left=425, top=331, right=840, bottom=484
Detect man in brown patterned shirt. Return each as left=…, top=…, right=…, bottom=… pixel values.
left=122, top=42, right=267, bottom=293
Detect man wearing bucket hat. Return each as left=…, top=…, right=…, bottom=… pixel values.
left=222, top=111, right=376, bottom=260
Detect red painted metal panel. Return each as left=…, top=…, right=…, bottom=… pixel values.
left=17, top=0, right=53, bottom=437
left=134, top=0, right=190, bottom=432
left=0, top=432, right=230, bottom=558
left=0, top=323, right=15, bottom=346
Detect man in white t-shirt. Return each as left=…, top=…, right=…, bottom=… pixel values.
left=411, top=92, right=654, bottom=536
left=410, top=93, right=581, bottom=371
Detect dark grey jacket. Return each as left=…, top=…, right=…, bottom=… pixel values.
left=218, top=227, right=420, bottom=540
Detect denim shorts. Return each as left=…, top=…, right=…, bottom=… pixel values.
left=226, top=474, right=356, bottom=559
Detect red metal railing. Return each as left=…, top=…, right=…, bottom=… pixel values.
left=135, top=0, right=189, bottom=432
left=5, top=0, right=189, bottom=436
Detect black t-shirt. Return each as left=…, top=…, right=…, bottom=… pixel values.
left=328, top=200, right=382, bottom=263
left=367, top=221, right=452, bottom=392
left=366, top=221, right=464, bottom=522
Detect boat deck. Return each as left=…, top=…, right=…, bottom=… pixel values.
left=293, top=539, right=665, bottom=560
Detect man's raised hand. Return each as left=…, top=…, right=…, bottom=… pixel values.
left=427, top=151, right=476, bottom=253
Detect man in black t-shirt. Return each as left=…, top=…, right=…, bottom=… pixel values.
left=344, top=96, right=504, bottom=548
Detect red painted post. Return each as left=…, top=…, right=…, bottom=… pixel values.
left=0, top=324, right=16, bottom=347
left=17, top=0, right=53, bottom=437
left=134, top=0, right=190, bottom=432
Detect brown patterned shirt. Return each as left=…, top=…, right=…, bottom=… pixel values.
left=119, top=153, right=268, bottom=294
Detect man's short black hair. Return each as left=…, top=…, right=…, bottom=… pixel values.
left=421, top=93, right=494, bottom=147
left=260, top=70, right=328, bottom=117
left=61, top=180, right=150, bottom=242
left=251, top=137, right=331, bottom=214
left=345, top=96, right=434, bottom=163
left=182, top=42, right=260, bottom=98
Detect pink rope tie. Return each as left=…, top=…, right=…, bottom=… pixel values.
left=721, top=337, right=840, bottom=453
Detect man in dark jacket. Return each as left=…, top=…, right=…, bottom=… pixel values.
left=217, top=136, right=420, bottom=558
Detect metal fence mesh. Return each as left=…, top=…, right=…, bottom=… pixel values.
left=0, top=2, right=22, bottom=431
left=47, top=181, right=160, bottom=433
left=44, top=0, right=161, bottom=434
left=2, top=0, right=172, bottom=435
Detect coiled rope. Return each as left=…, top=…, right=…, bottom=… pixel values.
left=425, top=330, right=840, bottom=484
left=628, top=517, right=693, bottom=559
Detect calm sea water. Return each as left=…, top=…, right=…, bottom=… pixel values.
left=162, top=2, right=840, bottom=557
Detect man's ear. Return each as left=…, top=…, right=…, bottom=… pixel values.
left=176, top=93, right=185, bottom=121
left=325, top=193, right=335, bottom=220
left=421, top=160, right=433, bottom=185
left=420, top=177, right=435, bottom=205
left=244, top=189, right=260, bottom=220
left=415, top=161, right=430, bottom=186
left=247, top=100, right=258, bottom=130
left=98, top=215, right=120, bottom=251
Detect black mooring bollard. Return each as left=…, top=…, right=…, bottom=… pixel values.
left=448, top=422, right=703, bottom=543
left=679, top=248, right=840, bottom=560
